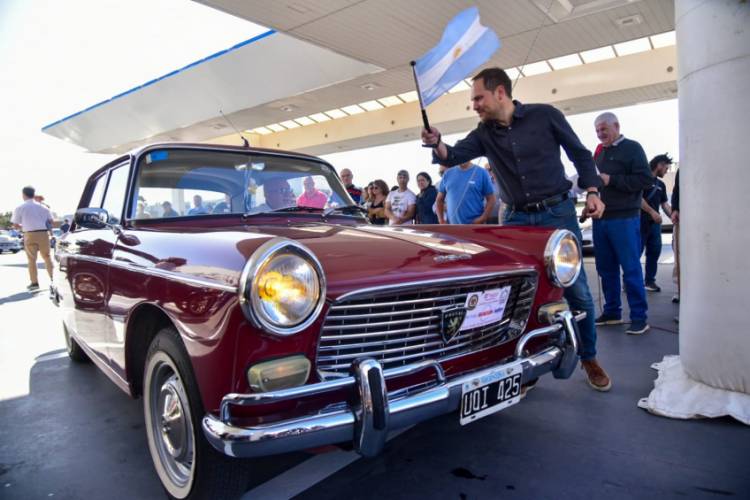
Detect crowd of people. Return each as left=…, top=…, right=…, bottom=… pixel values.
left=10, top=66, right=682, bottom=397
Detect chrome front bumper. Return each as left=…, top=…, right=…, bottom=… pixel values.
left=202, top=310, right=584, bottom=458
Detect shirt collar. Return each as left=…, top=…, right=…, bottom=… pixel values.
left=511, top=100, right=526, bottom=119
left=609, top=135, right=625, bottom=147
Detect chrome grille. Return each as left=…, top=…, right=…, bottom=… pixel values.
left=317, top=273, right=537, bottom=378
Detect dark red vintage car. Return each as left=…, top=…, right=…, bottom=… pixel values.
left=53, top=143, right=584, bottom=499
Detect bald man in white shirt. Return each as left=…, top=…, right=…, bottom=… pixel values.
left=12, top=186, right=54, bottom=290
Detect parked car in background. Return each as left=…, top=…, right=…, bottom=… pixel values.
left=0, top=230, right=23, bottom=253
left=53, top=143, right=586, bottom=500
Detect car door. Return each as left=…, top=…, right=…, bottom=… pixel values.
left=68, top=163, right=130, bottom=365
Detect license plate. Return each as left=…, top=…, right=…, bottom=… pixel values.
left=459, top=363, right=523, bottom=425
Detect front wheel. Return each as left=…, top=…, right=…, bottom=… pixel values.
left=63, top=322, right=90, bottom=363
left=143, top=327, right=247, bottom=500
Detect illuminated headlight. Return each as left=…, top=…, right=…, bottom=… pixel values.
left=239, top=239, right=326, bottom=335
left=544, top=229, right=581, bottom=288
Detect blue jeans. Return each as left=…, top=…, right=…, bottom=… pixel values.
left=641, top=221, right=662, bottom=284
left=592, top=217, right=648, bottom=322
left=503, top=198, right=598, bottom=361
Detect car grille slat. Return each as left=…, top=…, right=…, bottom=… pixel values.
left=317, top=273, right=537, bottom=378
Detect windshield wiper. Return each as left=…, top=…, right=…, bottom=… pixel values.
left=322, top=205, right=368, bottom=217
left=243, top=206, right=324, bottom=218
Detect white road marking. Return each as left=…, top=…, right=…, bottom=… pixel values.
left=242, top=427, right=412, bottom=500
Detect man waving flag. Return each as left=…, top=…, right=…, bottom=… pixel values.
left=412, top=7, right=500, bottom=109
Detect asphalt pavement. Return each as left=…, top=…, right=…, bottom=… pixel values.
left=1, top=242, right=748, bottom=500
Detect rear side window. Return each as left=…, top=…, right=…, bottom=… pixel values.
left=87, top=174, right=108, bottom=208
left=101, top=165, right=130, bottom=224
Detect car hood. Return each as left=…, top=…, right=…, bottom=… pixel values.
left=229, top=223, right=545, bottom=298
left=117, top=221, right=550, bottom=300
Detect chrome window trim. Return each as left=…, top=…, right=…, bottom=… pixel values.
left=69, top=254, right=237, bottom=293
left=543, top=229, right=582, bottom=288
left=334, top=269, right=536, bottom=303
left=238, top=237, right=327, bottom=336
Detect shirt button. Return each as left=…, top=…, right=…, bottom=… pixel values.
left=526, top=193, right=530, bottom=197
left=521, top=176, right=526, bottom=180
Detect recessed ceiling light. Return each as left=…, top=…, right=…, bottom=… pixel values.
left=267, top=123, right=286, bottom=132
left=548, top=54, right=583, bottom=70
left=280, top=120, right=300, bottom=129
left=251, top=127, right=273, bottom=135
left=359, top=100, right=384, bottom=111
left=341, top=104, right=366, bottom=115
left=614, top=14, right=643, bottom=28
left=650, top=31, right=676, bottom=49
left=519, top=60, right=551, bottom=76
left=293, top=116, right=315, bottom=126
left=613, top=37, right=652, bottom=56
left=309, top=113, right=331, bottom=123
left=378, top=95, right=404, bottom=107
left=448, top=80, right=471, bottom=93
left=579, top=46, right=616, bottom=63
left=324, top=109, right=348, bottom=119
left=398, top=91, right=419, bottom=103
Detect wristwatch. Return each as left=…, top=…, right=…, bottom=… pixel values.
left=586, top=191, right=600, bottom=197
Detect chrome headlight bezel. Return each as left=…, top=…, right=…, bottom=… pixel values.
left=544, top=229, right=582, bottom=288
left=239, top=238, right=326, bottom=336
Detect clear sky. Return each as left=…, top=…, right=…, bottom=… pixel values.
left=0, top=0, right=678, bottom=217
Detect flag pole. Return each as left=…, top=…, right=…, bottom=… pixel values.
left=410, top=60, right=432, bottom=132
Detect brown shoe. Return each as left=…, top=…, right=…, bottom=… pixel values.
left=581, top=359, right=612, bottom=392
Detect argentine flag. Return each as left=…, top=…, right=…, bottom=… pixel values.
left=414, top=7, right=500, bottom=108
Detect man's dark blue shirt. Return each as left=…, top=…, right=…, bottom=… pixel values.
left=433, top=101, right=601, bottom=205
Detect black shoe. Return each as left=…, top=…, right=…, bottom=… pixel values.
left=27, top=283, right=39, bottom=291
left=626, top=321, right=650, bottom=335
left=671, top=294, right=680, bottom=303
left=595, top=313, right=624, bottom=326
left=644, top=282, right=661, bottom=292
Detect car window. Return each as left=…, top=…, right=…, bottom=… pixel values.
left=131, top=149, right=353, bottom=219
left=87, top=174, right=108, bottom=208
left=101, top=165, right=130, bottom=224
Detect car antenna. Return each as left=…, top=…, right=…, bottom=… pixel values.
left=219, top=109, right=250, bottom=147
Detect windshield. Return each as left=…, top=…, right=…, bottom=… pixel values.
left=130, top=148, right=354, bottom=220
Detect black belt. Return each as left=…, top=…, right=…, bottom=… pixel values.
left=26, top=230, right=49, bottom=233
left=512, top=192, right=570, bottom=213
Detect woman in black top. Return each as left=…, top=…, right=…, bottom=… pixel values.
left=367, top=179, right=389, bottom=225
left=415, top=172, right=438, bottom=224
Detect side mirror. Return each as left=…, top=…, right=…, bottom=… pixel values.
left=75, top=208, right=109, bottom=229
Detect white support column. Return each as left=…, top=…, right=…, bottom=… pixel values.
left=677, top=0, right=750, bottom=393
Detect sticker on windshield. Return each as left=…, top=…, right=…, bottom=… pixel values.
left=251, top=162, right=266, bottom=171
left=145, top=151, right=168, bottom=164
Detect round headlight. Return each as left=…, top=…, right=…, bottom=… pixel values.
left=544, top=229, right=582, bottom=288
left=239, top=239, right=325, bottom=335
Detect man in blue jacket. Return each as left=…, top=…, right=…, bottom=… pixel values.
left=592, top=112, right=654, bottom=335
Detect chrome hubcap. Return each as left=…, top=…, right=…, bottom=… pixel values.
left=159, top=379, right=188, bottom=460
left=149, top=360, right=194, bottom=489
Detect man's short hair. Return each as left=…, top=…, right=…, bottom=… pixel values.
left=594, top=112, right=618, bottom=126
left=22, top=186, right=35, bottom=198
left=472, top=67, right=512, bottom=99
left=649, top=153, right=673, bottom=171
left=397, top=169, right=409, bottom=178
